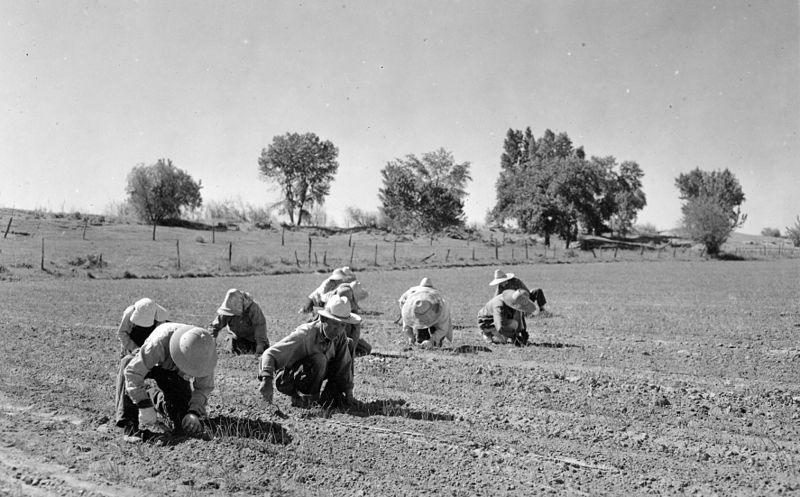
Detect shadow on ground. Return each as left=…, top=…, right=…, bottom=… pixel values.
left=204, top=415, right=292, bottom=445
left=528, top=341, right=582, bottom=349
left=350, top=398, right=455, bottom=421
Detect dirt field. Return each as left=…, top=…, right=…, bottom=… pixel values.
left=1, top=259, right=798, bottom=496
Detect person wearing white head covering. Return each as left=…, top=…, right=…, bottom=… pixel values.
left=259, top=295, right=361, bottom=408
left=208, top=289, right=269, bottom=355
left=117, top=298, right=169, bottom=356
left=401, top=285, right=453, bottom=349
left=398, top=277, right=435, bottom=310
left=477, top=289, right=537, bottom=346
left=299, top=267, right=348, bottom=313
left=489, top=269, right=548, bottom=313
left=115, top=323, right=217, bottom=440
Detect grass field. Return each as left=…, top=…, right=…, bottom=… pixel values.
left=0, top=248, right=798, bottom=495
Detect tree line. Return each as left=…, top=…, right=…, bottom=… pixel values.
left=125, top=128, right=759, bottom=254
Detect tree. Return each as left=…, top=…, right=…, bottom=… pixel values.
left=126, top=159, right=203, bottom=240
left=379, top=148, right=471, bottom=234
left=257, top=132, right=339, bottom=226
left=681, top=196, right=734, bottom=256
left=675, top=168, right=746, bottom=255
left=785, top=216, right=800, bottom=247
left=491, top=128, right=644, bottom=246
left=675, top=168, right=746, bottom=228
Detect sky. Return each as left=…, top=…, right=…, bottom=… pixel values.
left=2, top=0, right=798, bottom=234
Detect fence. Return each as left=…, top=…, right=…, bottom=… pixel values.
left=0, top=214, right=797, bottom=278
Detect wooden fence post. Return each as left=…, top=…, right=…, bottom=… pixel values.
left=82, top=219, right=88, bottom=240
left=228, top=242, right=232, bottom=265
left=314, top=252, right=318, bottom=265
left=3, top=216, right=12, bottom=239
left=373, top=244, right=378, bottom=266
left=511, top=247, right=515, bottom=260
left=472, top=247, right=475, bottom=261
left=294, top=251, right=300, bottom=267
left=212, top=225, right=215, bottom=244
left=176, top=240, right=181, bottom=270
left=307, top=235, right=312, bottom=267
left=323, top=251, right=327, bottom=266
left=281, top=226, right=285, bottom=246
left=348, top=233, right=352, bottom=247
left=349, top=243, right=355, bottom=265
left=40, top=237, right=45, bottom=270
left=445, top=248, right=450, bottom=262
left=393, top=239, right=397, bottom=264
left=495, top=243, right=499, bottom=260
left=525, top=240, right=529, bottom=259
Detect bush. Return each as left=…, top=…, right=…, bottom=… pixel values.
left=634, top=223, right=659, bottom=235
left=681, top=197, right=733, bottom=256
left=760, top=227, right=781, bottom=238
left=345, top=206, right=379, bottom=228
left=786, top=216, right=800, bottom=247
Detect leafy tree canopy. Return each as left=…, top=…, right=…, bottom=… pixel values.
left=126, top=158, right=202, bottom=240
left=258, top=132, right=339, bottom=226
left=379, top=148, right=471, bottom=234
left=675, top=168, right=746, bottom=228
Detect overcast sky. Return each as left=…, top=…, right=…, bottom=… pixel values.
left=2, top=0, right=798, bottom=234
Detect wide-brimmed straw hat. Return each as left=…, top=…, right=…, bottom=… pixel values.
left=340, top=266, right=357, bottom=282
left=501, top=289, right=536, bottom=313
left=316, top=294, right=361, bottom=324
left=169, top=324, right=218, bottom=378
left=217, top=288, right=250, bottom=316
left=402, top=288, right=444, bottom=329
left=489, top=269, right=515, bottom=286
left=419, top=277, right=433, bottom=288
left=329, top=268, right=347, bottom=281
left=130, top=298, right=168, bottom=327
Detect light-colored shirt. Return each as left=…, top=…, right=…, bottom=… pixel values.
left=209, top=302, right=269, bottom=349
left=308, top=278, right=341, bottom=307
left=124, top=323, right=215, bottom=417
left=259, top=321, right=353, bottom=394
left=401, top=292, right=454, bottom=344
left=478, top=295, right=526, bottom=332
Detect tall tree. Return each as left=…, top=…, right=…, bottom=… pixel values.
left=257, top=132, right=339, bottom=226
left=675, top=168, right=746, bottom=228
left=126, top=159, right=203, bottom=240
left=676, top=168, right=746, bottom=255
left=379, top=148, right=471, bottom=234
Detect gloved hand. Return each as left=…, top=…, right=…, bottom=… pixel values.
left=259, top=377, right=273, bottom=403
left=181, top=413, right=202, bottom=436
left=138, top=407, right=159, bottom=429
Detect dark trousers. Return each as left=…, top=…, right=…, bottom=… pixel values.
left=115, top=354, right=192, bottom=430
left=529, top=288, right=547, bottom=308
left=275, top=347, right=351, bottom=404
left=223, top=331, right=257, bottom=355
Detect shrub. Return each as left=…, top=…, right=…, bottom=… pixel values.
left=760, top=227, right=781, bottom=238
left=786, top=216, right=800, bottom=247
left=634, top=223, right=659, bottom=235
left=345, top=206, right=379, bottom=228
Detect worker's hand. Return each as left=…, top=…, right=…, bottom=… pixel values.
left=420, top=340, right=433, bottom=349
left=181, top=413, right=202, bottom=436
left=258, top=378, right=273, bottom=403
left=298, top=298, right=314, bottom=314
left=255, top=343, right=266, bottom=355
left=138, top=407, right=159, bottom=430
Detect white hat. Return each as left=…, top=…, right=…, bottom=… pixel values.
left=169, top=325, right=218, bottom=378
left=316, top=294, right=361, bottom=324
left=329, top=268, right=347, bottom=281
left=130, top=298, right=168, bottom=327
left=217, top=288, right=251, bottom=316
left=489, top=269, right=515, bottom=286
left=340, top=266, right=357, bottom=282
left=501, top=289, right=536, bottom=313
left=402, top=288, right=444, bottom=329
left=419, top=277, right=433, bottom=288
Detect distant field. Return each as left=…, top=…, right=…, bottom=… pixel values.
left=0, top=258, right=798, bottom=495
left=0, top=208, right=796, bottom=282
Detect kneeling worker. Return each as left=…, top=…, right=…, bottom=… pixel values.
left=477, top=289, right=537, bottom=346
left=116, top=323, right=217, bottom=439
left=258, top=295, right=361, bottom=408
